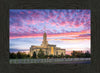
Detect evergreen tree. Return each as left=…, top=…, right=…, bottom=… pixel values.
left=38, top=49, right=44, bottom=58
left=33, top=52, right=36, bottom=58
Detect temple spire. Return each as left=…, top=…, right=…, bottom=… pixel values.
left=41, top=24, right=48, bottom=47
left=44, top=24, right=46, bottom=33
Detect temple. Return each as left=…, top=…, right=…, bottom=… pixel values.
left=30, top=32, right=66, bottom=56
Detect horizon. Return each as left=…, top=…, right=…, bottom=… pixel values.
left=10, top=9, right=91, bottom=55
left=10, top=50, right=90, bottom=55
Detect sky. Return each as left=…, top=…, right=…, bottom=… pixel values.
left=9, top=9, right=91, bottom=54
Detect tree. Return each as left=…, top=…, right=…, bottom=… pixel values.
left=27, top=54, right=30, bottom=58
left=70, top=51, right=91, bottom=58
left=21, top=52, right=27, bottom=58
left=57, top=55, right=61, bottom=58
left=49, top=55, right=53, bottom=58
left=38, top=49, right=45, bottom=58
left=32, top=52, right=36, bottom=58
left=10, top=52, right=17, bottom=59
left=53, top=55, right=57, bottom=58
left=71, top=51, right=84, bottom=58
left=44, top=55, right=48, bottom=58
left=17, top=51, right=22, bottom=59
left=10, top=52, right=31, bottom=59
left=65, top=54, right=70, bottom=58
left=71, top=51, right=76, bottom=58
left=61, top=53, right=64, bottom=58
left=85, top=51, right=91, bottom=58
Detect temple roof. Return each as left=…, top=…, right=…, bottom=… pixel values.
left=48, top=44, right=56, bottom=46
left=31, top=45, right=47, bottom=49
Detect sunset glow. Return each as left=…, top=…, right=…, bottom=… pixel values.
left=10, top=9, right=91, bottom=55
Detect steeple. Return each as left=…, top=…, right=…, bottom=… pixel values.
left=43, top=32, right=47, bottom=43
left=41, top=32, right=48, bottom=47
left=41, top=25, right=48, bottom=47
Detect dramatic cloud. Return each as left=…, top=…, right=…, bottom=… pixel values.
left=9, top=9, right=91, bottom=54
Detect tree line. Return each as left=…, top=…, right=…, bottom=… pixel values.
left=9, top=52, right=30, bottom=59
left=9, top=49, right=91, bottom=59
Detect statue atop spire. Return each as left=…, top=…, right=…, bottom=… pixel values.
left=44, top=24, right=46, bottom=33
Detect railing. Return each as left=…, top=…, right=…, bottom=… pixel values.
left=10, top=58, right=91, bottom=64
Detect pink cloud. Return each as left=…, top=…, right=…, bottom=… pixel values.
left=57, top=16, right=62, bottom=22
left=60, top=21, right=66, bottom=26
left=20, top=12, right=24, bottom=14
left=10, top=33, right=43, bottom=39
left=28, top=11, right=31, bottom=14
left=51, top=22, right=56, bottom=26
left=10, top=27, right=90, bottom=40
left=66, top=51, right=72, bottom=55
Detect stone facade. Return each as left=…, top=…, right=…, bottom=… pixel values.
left=30, top=32, right=66, bottom=56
